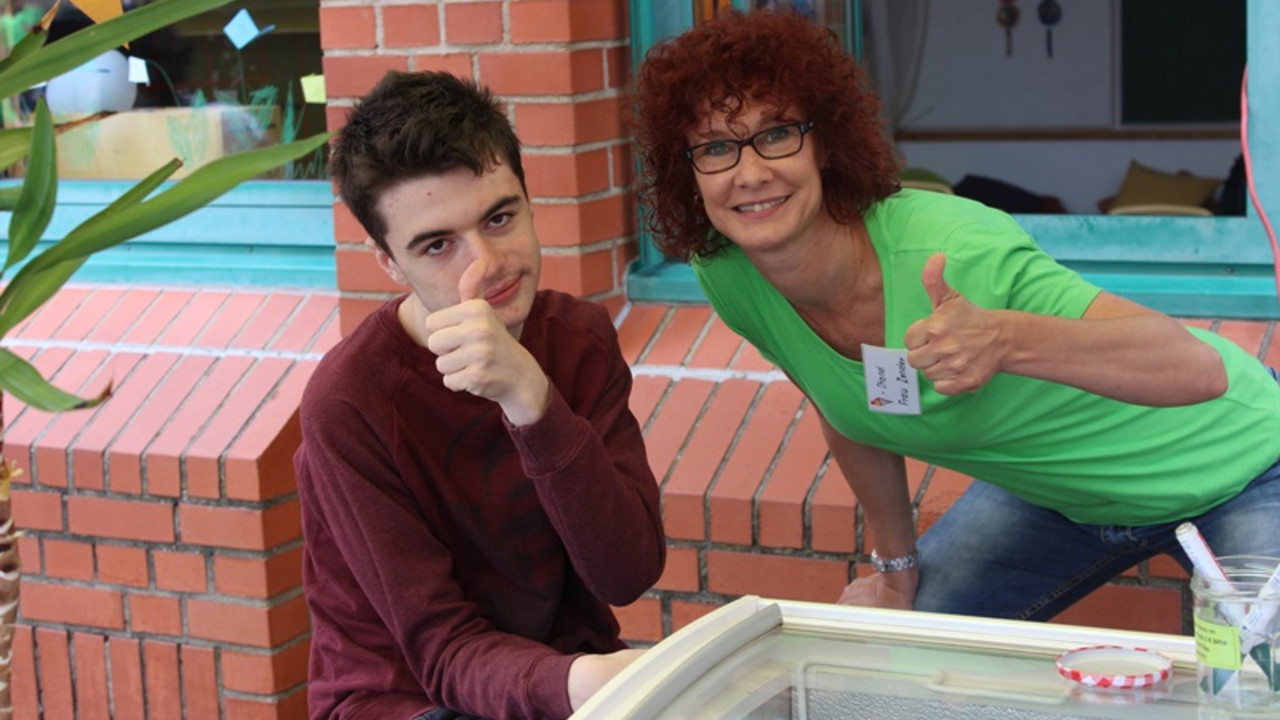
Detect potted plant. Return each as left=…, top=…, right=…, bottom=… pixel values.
left=0, top=1, right=329, bottom=716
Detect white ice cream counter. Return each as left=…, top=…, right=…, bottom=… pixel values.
left=573, top=596, right=1257, bottom=719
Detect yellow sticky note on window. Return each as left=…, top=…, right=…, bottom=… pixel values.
left=70, top=0, right=123, bottom=26
left=300, top=74, right=326, bottom=104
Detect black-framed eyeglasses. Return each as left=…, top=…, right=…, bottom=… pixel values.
left=685, top=121, right=816, bottom=174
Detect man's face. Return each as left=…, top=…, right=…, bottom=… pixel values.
left=373, top=162, right=541, bottom=338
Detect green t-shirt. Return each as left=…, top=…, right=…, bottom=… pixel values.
left=693, top=189, right=1280, bottom=525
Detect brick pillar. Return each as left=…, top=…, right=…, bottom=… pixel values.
left=320, top=0, right=637, bottom=335
left=6, top=288, right=338, bottom=720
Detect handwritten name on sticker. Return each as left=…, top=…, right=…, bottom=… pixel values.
left=862, top=345, right=921, bottom=415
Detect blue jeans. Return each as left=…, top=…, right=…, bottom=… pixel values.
left=915, top=370, right=1280, bottom=620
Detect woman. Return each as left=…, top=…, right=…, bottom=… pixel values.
left=631, top=10, right=1280, bottom=619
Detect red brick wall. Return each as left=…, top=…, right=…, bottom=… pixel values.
left=8, top=289, right=339, bottom=720
left=321, top=0, right=638, bottom=336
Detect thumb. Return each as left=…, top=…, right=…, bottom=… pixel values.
left=922, top=253, right=957, bottom=309
left=458, top=257, right=488, bottom=302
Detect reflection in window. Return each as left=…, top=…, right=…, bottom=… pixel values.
left=1, top=0, right=325, bottom=181
left=695, top=0, right=850, bottom=54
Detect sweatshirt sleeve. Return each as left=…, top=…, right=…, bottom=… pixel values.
left=298, top=390, right=578, bottom=720
left=506, top=310, right=667, bottom=606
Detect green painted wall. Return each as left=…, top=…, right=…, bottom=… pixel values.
left=1, top=180, right=335, bottom=288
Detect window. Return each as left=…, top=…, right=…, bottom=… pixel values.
left=627, top=0, right=1280, bottom=318
left=1120, top=0, right=1245, bottom=125
left=5, top=0, right=326, bottom=181
left=0, top=0, right=334, bottom=288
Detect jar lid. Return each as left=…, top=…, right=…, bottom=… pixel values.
left=1055, top=645, right=1173, bottom=689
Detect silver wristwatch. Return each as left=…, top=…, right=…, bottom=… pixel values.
left=870, top=548, right=921, bottom=573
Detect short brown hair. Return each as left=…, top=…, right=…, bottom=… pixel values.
left=631, top=11, right=899, bottom=260
left=330, top=71, right=526, bottom=253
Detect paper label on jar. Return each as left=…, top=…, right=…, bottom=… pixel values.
left=1195, top=615, right=1243, bottom=669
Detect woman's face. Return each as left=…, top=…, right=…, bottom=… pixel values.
left=686, top=102, right=826, bottom=254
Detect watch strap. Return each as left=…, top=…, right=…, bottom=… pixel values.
left=870, top=548, right=921, bottom=573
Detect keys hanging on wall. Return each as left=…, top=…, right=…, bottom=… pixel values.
left=1038, top=0, right=1062, bottom=58
left=997, top=0, right=1020, bottom=57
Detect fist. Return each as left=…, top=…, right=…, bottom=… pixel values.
left=903, top=253, right=1003, bottom=394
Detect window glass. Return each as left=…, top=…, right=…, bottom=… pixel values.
left=1, top=0, right=325, bottom=181
left=697, top=0, right=850, bottom=49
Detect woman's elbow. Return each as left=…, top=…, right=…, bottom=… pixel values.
left=1182, top=348, right=1228, bottom=404
left=1203, top=357, right=1229, bottom=401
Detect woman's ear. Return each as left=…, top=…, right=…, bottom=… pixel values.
left=810, top=131, right=829, bottom=170
left=368, top=237, right=408, bottom=285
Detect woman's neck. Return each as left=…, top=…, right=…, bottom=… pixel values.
left=746, top=214, right=873, bottom=312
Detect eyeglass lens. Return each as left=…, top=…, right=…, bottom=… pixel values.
left=690, top=123, right=807, bottom=173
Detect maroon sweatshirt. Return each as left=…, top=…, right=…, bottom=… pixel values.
left=295, top=291, right=665, bottom=720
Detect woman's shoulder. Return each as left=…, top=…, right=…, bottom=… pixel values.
left=872, top=189, right=1034, bottom=258
left=874, top=189, right=1021, bottom=235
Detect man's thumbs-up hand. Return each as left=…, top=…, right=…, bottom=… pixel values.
left=424, top=257, right=549, bottom=425
left=904, top=253, right=1004, bottom=395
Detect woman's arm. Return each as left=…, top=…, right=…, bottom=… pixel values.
left=906, top=253, right=1227, bottom=406
left=1000, top=290, right=1226, bottom=404
left=818, top=413, right=920, bottom=610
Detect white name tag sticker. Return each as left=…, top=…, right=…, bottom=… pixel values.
left=862, top=344, right=921, bottom=415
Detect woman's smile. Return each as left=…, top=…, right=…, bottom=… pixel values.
left=735, top=196, right=790, bottom=214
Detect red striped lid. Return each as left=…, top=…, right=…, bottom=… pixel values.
left=1055, top=645, right=1173, bottom=689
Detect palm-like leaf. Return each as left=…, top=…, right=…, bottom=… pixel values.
left=0, top=347, right=108, bottom=411
left=0, top=186, right=23, bottom=212
left=0, top=0, right=331, bottom=408
left=0, top=26, right=47, bottom=77
left=0, top=131, right=331, bottom=341
left=0, top=0, right=238, bottom=102
left=0, top=158, right=183, bottom=341
left=0, top=129, right=34, bottom=175
left=13, top=132, right=330, bottom=276
left=5, top=99, right=56, bottom=272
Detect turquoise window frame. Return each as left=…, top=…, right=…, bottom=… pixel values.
left=626, top=1, right=1280, bottom=319
left=1, top=179, right=336, bottom=288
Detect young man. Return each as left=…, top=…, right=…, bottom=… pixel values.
left=295, top=70, right=666, bottom=720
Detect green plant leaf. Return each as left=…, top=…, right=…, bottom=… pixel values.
left=0, top=186, right=24, bottom=212
left=0, top=114, right=114, bottom=175
left=24, top=132, right=330, bottom=272
left=0, top=128, right=34, bottom=173
left=0, top=159, right=182, bottom=335
left=0, top=347, right=106, bottom=411
left=23, top=133, right=329, bottom=272
left=96, top=158, right=183, bottom=216
left=0, top=0, right=236, bottom=102
left=0, top=254, right=89, bottom=339
left=5, top=99, right=57, bottom=273
left=0, top=27, right=48, bottom=77
left=0, top=133, right=330, bottom=334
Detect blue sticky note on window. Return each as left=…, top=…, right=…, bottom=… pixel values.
left=223, top=8, right=275, bottom=50
left=127, top=56, right=150, bottom=85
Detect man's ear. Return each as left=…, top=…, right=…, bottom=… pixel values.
left=367, top=237, right=407, bottom=285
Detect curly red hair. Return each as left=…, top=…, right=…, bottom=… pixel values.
left=631, top=11, right=900, bottom=261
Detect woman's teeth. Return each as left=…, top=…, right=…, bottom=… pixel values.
left=737, top=197, right=786, bottom=213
